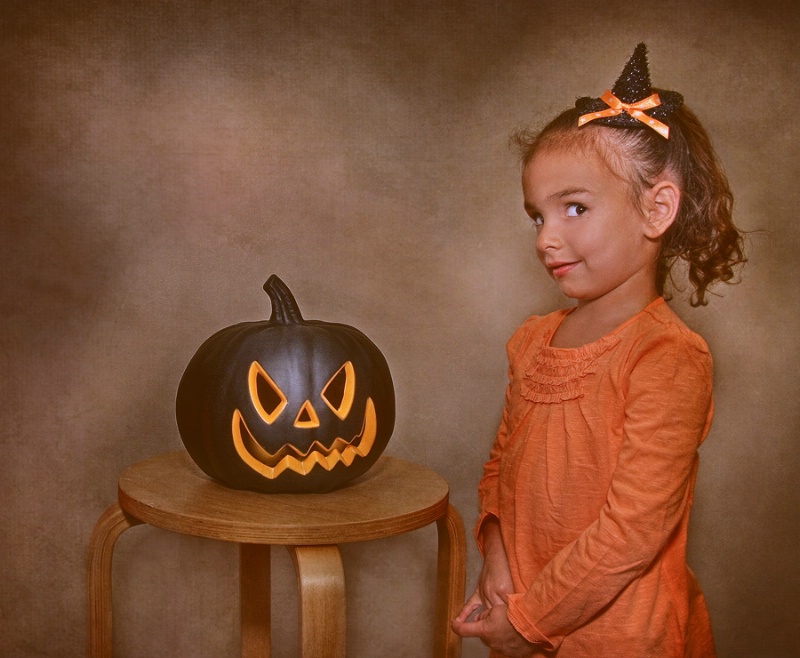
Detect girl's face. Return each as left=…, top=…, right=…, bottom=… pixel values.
left=522, top=145, right=662, bottom=309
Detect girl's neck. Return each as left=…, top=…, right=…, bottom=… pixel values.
left=550, top=283, right=660, bottom=349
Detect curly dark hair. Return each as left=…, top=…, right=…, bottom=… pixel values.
left=512, top=102, right=747, bottom=306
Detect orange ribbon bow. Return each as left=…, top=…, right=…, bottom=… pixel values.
left=578, top=90, right=670, bottom=139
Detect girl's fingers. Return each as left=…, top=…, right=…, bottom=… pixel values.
left=453, top=591, right=482, bottom=624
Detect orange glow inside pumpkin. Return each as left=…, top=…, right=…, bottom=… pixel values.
left=232, top=360, right=376, bottom=478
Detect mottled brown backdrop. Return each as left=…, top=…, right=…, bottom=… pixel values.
left=2, top=1, right=798, bottom=656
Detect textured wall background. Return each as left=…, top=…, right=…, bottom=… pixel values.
left=2, top=1, right=798, bottom=656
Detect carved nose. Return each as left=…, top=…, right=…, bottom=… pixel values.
left=294, top=400, right=320, bottom=428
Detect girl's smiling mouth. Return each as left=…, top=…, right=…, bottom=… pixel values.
left=546, top=260, right=580, bottom=278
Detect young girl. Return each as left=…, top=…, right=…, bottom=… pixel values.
left=452, top=44, right=745, bottom=657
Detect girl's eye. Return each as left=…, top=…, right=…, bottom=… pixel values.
left=530, top=213, right=544, bottom=227
left=566, top=203, right=587, bottom=217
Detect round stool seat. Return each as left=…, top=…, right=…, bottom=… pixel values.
left=118, top=451, right=450, bottom=545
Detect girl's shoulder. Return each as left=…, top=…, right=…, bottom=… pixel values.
left=636, top=298, right=711, bottom=357
left=507, top=308, right=569, bottom=353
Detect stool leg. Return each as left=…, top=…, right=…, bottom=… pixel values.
left=435, top=503, right=466, bottom=658
left=287, top=545, right=346, bottom=658
left=240, top=544, right=271, bottom=658
left=87, top=503, right=142, bottom=658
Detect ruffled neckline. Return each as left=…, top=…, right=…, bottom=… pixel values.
left=519, top=298, right=665, bottom=404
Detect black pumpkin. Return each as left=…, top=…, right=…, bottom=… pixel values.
left=176, top=275, right=395, bottom=493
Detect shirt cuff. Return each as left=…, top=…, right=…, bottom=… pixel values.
left=507, top=593, right=557, bottom=651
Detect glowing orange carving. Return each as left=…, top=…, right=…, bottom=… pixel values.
left=231, top=398, right=378, bottom=478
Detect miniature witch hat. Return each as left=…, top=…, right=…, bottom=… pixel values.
left=575, top=43, right=683, bottom=138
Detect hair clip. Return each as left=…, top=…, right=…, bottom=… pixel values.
left=575, top=43, right=683, bottom=139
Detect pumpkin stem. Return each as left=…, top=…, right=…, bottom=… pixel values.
left=264, top=275, right=305, bottom=324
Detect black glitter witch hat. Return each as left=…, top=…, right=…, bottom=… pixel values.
left=575, top=43, right=683, bottom=136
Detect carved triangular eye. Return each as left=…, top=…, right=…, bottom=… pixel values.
left=321, top=361, right=355, bottom=420
left=249, top=362, right=287, bottom=424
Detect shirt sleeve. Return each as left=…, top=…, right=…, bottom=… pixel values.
left=506, top=329, right=714, bottom=650
left=475, top=318, right=538, bottom=554
left=475, top=411, right=506, bottom=552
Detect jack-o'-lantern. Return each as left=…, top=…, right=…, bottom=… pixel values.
left=176, top=275, right=395, bottom=493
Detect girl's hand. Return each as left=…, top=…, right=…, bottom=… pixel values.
left=451, top=602, right=538, bottom=657
left=477, top=517, right=514, bottom=608
left=452, top=588, right=484, bottom=632
left=452, top=517, right=525, bottom=651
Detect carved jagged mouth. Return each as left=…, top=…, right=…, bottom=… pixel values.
left=231, top=398, right=377, bottom=479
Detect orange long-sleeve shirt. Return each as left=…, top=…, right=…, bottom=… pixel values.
left=478, top=298, right=716, bottom=657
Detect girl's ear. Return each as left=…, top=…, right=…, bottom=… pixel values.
left=643, top=180, right=681, bottom=239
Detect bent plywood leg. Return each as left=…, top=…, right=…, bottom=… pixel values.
left=287, top=545, right=346, bottom=658
left=240, top=544, right=271, bottom=658
left=87, top=503, right=142, bottom=658
left=435, top=503, right=467, bottom=658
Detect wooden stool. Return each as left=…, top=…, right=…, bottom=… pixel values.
left=87, top=451, right=466, bottom=657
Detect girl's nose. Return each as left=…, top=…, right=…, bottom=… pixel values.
left=535, top=220, right=561, bottom=252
